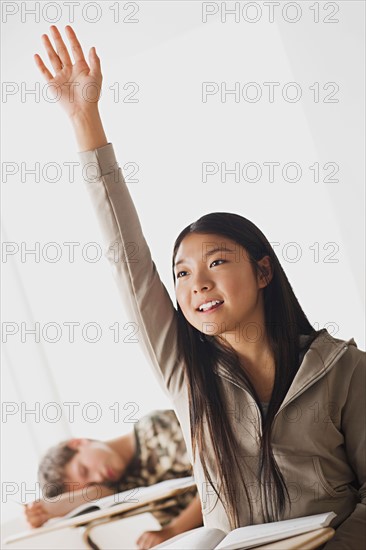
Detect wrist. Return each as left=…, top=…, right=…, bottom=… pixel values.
left=70, top=107, right=101, bottom=125
left=41, top=500, right=61, bottom=518
left=70, top=109, right=108, bottom=152
left=166, top=521, right=182, bottom=537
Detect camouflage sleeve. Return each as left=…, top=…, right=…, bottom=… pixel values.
left=135, top=409, right=193, bottom=483
left=128, top=410, right=198, bottom=527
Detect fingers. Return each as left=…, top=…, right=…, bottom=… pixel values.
left=136, top=531, right=148, bottom=549
left=49, top=25, right=73, bottom=67
left=136, top=531, right=158, bottom=550
left=64, top=25, right=87, bottom=64
left=24, top=503, right=49, bottom=528
left=89, top=47, right=102, bottom=78
left=41, top=32, right=64, bottom=73
left=35, top=24, right=89, bottom=81
left=33, top=53, right=54, bottom=83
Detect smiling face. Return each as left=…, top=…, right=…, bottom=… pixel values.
left=174, top=233, right=272, bottom=340
left=62, top=439, right=126, bottom=491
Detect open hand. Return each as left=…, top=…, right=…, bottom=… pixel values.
left=34, top=25, right=102, bottom=119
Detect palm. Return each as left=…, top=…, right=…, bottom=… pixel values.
left=51, top=61, right=100, bottom=116
left=34, top=25, right=102, bottom=118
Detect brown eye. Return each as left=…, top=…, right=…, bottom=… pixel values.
left=210, top=259, right=226, bottom=267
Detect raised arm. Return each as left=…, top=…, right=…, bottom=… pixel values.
left=34, top=25, right=184, bottom=398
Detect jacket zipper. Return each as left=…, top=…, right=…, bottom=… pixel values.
left=215, top=342, right=350, bottom=435
left=214, top=367, right=263, bottom=434
left=215, top=342, right=349, bottom=524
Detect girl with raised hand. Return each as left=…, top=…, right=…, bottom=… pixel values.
left=34, top=25, right=365, bottom=549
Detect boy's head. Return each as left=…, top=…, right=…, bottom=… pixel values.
left=38, top=438, right=125, bottom=498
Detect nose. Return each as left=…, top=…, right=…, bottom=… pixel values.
left=192, top=273, right=213, bottom=293
left=92, top=472, right=104, bottom=483
left=193, top=284, right=209, bottom=293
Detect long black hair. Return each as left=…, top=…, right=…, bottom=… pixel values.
left=171, top=212, right=322, bottom=529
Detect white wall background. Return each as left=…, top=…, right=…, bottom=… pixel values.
left=1, top=0, right=365, bottom=525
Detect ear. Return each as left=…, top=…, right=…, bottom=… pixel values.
left=67, top=438, right=89, bottom=450
left=257, top=255, right=273, bottom=288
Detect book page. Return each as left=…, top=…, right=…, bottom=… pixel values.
left=2, top=526, right=88, bottom=550
left=215, top=512, right=337, bottom=550
left=58, top=476, right=196, bottom=520
left=153, top=526, right=225, bottom=549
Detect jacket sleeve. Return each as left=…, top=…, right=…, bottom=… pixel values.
left=322, top=350, right=366, bottom=549
left=77, top=142, right=184, bottom=398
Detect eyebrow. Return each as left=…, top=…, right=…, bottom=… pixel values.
left=174, top=246, right=236, bottom=268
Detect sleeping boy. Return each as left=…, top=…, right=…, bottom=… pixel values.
left=24, top=409, right=203, bottom=549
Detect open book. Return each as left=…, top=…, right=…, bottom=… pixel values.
left=3, top=476, right=196, bottom=546
left=60, top=485, right=162, bottom=520
left=153, top=512, right=337, bottom=550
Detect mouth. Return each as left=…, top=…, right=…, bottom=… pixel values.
left=196, top=300, right=224, bottom=314
left=105, top=467, right=117, bottom=481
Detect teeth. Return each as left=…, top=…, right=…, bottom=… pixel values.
left=199, top=300, right=222, bottom=311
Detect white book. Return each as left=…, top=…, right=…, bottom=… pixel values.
left=152, top=512, right=337, bottom=550
left=1, top=513, right=162, bottom=550
left=61, top=476, right=195, bottom=519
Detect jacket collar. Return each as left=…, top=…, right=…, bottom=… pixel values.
left=276, top=330, right=356, bottom=415
left=214, top=329, right=357, bottom=414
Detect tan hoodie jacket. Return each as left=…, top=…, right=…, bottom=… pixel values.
left=77, top=143, right=365, bottom=549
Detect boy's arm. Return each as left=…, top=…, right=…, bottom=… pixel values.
left=135, top=494, right=203, bottom=549
left=24, top=484, right=115, bottom=528
left=167, top=494, right=204, bottom=535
